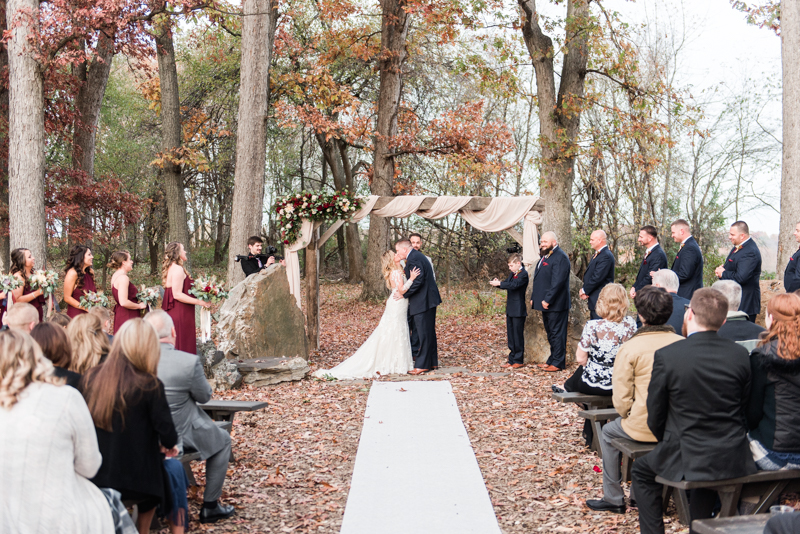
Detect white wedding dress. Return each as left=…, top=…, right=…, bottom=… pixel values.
left=314, top=270, right=414, bottom=379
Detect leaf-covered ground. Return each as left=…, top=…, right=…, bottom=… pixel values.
left=177, top=283, right=785, bottom=533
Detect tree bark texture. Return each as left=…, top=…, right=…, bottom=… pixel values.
left=226, top=0, right=278, bottom=288
left=305, top=227, right=320, bottom=349
left=0, top=0, right=9, bottom=270
left=518, top=0, right=590, bottom=253
left=7, top=0, right=46, bottom=265
left=779, top=0, right=800, bottom=280
left=361, top=0, right=410, bottom=300
left=156, top=24, right=191, bottom=259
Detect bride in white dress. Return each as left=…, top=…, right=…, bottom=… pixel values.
left=313, top=251, right=420, bottom=380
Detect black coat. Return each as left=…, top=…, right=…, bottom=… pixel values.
left=633, top=244, right=668, bottom=292
left=717, top=314, right=765, bottom=343
left=89, top=378, right=178, bottom=500
left=531, top=246, right=571, bottom=312
left=403, top=248, right=442, bottom=316
left=53, top=366, right=82, bottom=389
left=582, top=247, right=615, bottom=311
left=720, top=238, right=762, bottom=316
left=746, top=341, right=800, bottom=452
left=646, top=331, right=756, bottom=482
left=498, top=267, right=529, bottom=317
left=664, top=292, right=690, bottom=336
left=783, top=248, right=800, bottom=293
left=241, top=254, right=270, bottom=277
left=671, top=236, right=704, bottom=299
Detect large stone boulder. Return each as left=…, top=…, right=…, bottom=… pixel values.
left=523, top=272, right=589, bottom=365
left=237, top=357, right=310, bottom=387
left=217, top=265, right=309, bottom=362
left=756, top=279, right=785, bottom=327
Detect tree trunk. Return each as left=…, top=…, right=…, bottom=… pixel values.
left=7, top=0, right=46, bottom=266
left=779, top=0, right=800, bottom=280
left=226, top=0, right=278, bottom=288
left=155, top=23, right=191, bottom=261
left=0, top=0, right=9, bottom=271
left=361, top=0, right=410, bottom=300
left=339, top=141, right=363, bottom=282
left=518, top=0, right=591, bottom=253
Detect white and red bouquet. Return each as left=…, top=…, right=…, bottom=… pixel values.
left=79, top=291, right=109, bottom=310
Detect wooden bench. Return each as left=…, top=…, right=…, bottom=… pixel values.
left=551, top=391, right=614, bottom=409
left=576, top=408, right=619, bottom=457
left=609, top=437, right=656, bottom=483
left=656, top=469, right=800, bottom=525
left=691, top=515, right=770, bottom=534
left=199, top=400, right=269, bottom=422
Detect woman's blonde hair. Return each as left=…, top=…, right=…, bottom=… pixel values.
left=382, top=251, right=401, bottom=290
left=161, top=241, right=189, bottom=286
left=0, top=330, right=62, bottom=409
left=595, top=283, right=629, bottom=323
left=67, top=314, right=111, bottom=374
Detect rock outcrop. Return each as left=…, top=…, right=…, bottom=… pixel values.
left=237, top=357, right=310, bottom=387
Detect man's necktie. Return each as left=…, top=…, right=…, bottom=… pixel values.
left=679, top=243, right=684, bottom=250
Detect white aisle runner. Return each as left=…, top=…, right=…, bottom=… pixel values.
left=340, top=381, right=501, bottom=534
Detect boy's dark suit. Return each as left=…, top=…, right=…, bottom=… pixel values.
left=403, top=248, right=442, bottom=370
left=633, top=244, right=668, bottom=292
left=582, top=246, right=615, bottom=320
left=671, top=236, right=704, bottom=300
left=632, top=331, right=756, bottom=534
left=532, top=246, right=571, bottom=369
left=783, top=247, right=800, bottom=293
left=720, top=238, right=762, bottom=319
left=498, top=267, right=529, bottom=365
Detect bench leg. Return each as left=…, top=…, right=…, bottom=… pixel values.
left=717, top=485, right=743, bottom=518
left=753, top=481, right=789, bottom=514
left=592, top=420, right=604, bottom=458
left=183, top=461, right=198, bottom=486
left=622, top=455, right=632, bottom=484
left=675, top=489, right=691, bottom=525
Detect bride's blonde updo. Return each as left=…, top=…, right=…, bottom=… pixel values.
left=382, top=251, right=402, bottom=290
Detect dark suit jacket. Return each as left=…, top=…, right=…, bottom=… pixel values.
left=241, top=254, right=270, bottom=277
left=665, top=292, right=690, bottom=336
left=671, top=236, right=704, bottom=299
left=582, top=246, right=615, bottom=311
left=720, top=238, right=762, bottom=316
left=646, top=331, right=756, bottom=482
left=532, top=246, right=571, bottom=312
left=498, top=267, right=529, bottom=317
left=403, top=248, right=441, bottom=316
left=784, top=248, right=800, bottom=293
left=717, top=314, right=765, bottom=342
left=633, top=244, right=668, bottom=292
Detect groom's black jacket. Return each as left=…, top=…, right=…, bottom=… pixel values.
left=403, top=248, right=442, bottom=316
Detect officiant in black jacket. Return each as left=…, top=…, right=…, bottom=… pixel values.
left=398, top=239, right=442, bottom=374
left=715, top=221, right=762, bottom=322
left=532, top=231, right=571, bottom=372
left=581, top=230, right=615, bottom=320
left=490, top=253, right=529, bottom=368
left=631, top=226, right=668, bottom=298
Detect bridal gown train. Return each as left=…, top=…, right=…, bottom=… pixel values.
left=314, top=270, right=414, bottom=379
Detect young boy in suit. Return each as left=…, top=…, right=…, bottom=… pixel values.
left=490, top=253, right=529, bottom=368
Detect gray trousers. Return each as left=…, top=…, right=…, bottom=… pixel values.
left=204, top=433, right=232, bottom=502
left=599, top=418, right=642, bottom=506
left=764, top=512, right=800, bottom=534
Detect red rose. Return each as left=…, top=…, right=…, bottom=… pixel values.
left=284, top=240, right=289, bottom=244
left=204, top=286, right=211, bottom=292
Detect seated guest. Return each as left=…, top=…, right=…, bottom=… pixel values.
left=6, top=302, right=39, bottom=333
left=49, top=312, right=71, bottom=328
left=712, top=279, right=765, bottom=346
left=82, top=319, right=181, bottom=534
left=764, top=511, right=800, bottom=534
left=67, top=314, right=110, bottom=374
left=88, top=306, right=114, bottom=344
left=632, top=288, right=755, bottom=534
left=651, top=269, right=689, bottom=336
left=0, top=329, right=114, bottom=533
left=586, top=286, right=682, bottom=514
left=145, top=310, right=236, bottom=524
left=746, top=293, right=800, bottom=470
left=30, top=322, right=81, bottom=389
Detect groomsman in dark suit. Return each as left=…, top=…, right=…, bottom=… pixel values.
left=580, top=230, right=615, bottom=320
left=783, top=221, right=800, bottom=293
left=714, top=220, right=762, bottom=322
left=670, top=219, right=703, bottom=299
left=630, top=225, right=668, bottom=299
left=531, top=231, right=571, bottom=372
left=490, top=253, right=529, bottom=368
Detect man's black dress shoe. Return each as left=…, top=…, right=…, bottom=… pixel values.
left=551, top=385, right=566, bottom=394
left=586, top=499, right=626, bottom=514
left=199, top=503, right=236, bottom=524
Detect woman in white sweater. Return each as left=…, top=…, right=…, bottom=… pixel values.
left=0, top=329, right=114, bottom=534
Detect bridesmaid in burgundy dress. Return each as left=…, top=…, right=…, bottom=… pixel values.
left=162, top=242, right=209, bottom=354
left=109, top=251, right=146, bottom=334
left=63, top=245, right=97, bottom=319
left=10, top=248, right=49, bottom=322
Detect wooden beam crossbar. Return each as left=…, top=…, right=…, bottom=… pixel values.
left=369, top=196, right=545, bottom=213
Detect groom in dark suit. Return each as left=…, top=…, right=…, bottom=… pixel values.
left=396, top=239, right=442, bottom=375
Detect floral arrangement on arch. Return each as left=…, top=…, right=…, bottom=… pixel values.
left=274, top=190, right=362, bottom=246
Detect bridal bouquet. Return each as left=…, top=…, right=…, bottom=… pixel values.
left=0, top=274, right=22, bottom=305
left=137, top=286, right=161, bottom=311
left=190, top=276, right=228, bottom=342
left=29, top=269, right=59, bottom=317
left=79, top=291, right=109, bottom=310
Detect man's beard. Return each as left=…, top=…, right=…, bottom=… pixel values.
left=540, top=245, right=553, bottom=256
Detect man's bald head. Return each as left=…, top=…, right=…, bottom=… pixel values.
left=541, top=231, right=557, bottom=243
left=589, top=230, right=607, bottom=251
left=539, top=231, right=558, bottom=254
left=7, top=303, right=39, bottom=333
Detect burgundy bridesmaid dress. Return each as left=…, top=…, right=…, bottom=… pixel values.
left=162, top=275, right=196, bottom=354
left=66, top=271, right=97, bottom=319
left=112, top=282, right=141, bottom=334
left=22, top=282, right=46, bottom=323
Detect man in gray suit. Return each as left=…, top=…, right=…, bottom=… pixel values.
left=145, top=310, right=235, bottom=524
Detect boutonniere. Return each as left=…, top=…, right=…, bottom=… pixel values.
left=543, top=262, right=549, bottom=266
left=728, top=258, right=734, bottom=262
